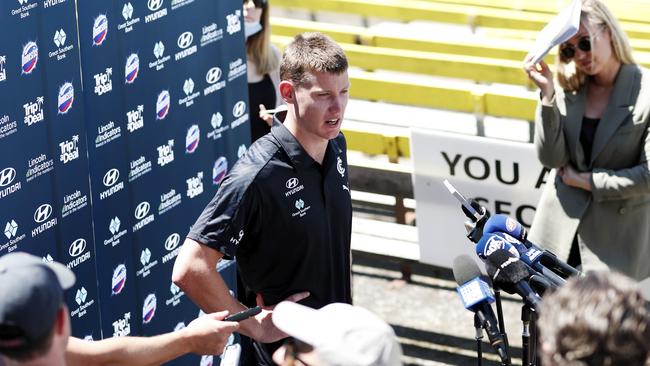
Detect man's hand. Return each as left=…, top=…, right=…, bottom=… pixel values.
left=558, top=166, right=592, bottom=191
left=247, top=291, right=309, bottom=343
left=182, top=311, right=240, bottom=356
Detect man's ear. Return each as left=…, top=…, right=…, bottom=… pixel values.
left=54, top=306, right=67, bottom=335
left=279, top=81, right=294, bottom=103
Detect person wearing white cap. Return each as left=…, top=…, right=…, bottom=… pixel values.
left=0, top=252, right=239, bottom=366
left=271, top=302, right=402, bottom=366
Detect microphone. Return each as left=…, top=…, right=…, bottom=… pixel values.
left=482, top=215, right=579, bottom=281
left=485, top=249, right=542, bottom=309
left=452, top=255, right=509, bottom=363
left=475, top=231, right=520, bottom=260
left=478, top=231, right=565, bottom=288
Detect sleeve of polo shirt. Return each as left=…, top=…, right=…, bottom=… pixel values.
left=187, top=175, right=260, bottom=259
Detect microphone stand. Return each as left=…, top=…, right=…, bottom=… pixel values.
left=474, top=313, right=483, bottom=366
left=494, top=290, right=511, bottom=366
left=521, top=305, right=539, bottom=366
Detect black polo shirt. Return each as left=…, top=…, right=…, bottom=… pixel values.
left=188, top=120, right=352, bottom=309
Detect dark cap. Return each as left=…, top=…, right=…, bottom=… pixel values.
left=0, top=252, right=75, bottom=352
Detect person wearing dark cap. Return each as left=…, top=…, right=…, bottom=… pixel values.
left=0, top=252, right=239, bottom=366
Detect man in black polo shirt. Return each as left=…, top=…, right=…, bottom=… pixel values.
left=172, top=32, right=352, bottom=365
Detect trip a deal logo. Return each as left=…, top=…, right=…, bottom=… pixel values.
left=93, top=14, right=109, bottom=46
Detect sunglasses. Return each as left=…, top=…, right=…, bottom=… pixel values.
left=559, top=27, right=605, bottom=61
left=559, top=36, right=592, bottom=60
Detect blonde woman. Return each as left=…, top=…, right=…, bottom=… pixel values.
left=524, top=0, right=650, bottom=280
left=244, top=0, right=282, bottom=142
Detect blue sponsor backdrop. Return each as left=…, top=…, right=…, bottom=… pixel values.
left=1, top=1, right=248, bottom=364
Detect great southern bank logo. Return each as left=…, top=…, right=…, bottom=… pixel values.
left=125, top=54, right=139, bottom=84
left=156, top=90, right=170, bottom=120
left=57, top=82, right=74, bottom=114
left=93, top=15, right=108, bottom=46
left=21, top=41, right=38, bottom=74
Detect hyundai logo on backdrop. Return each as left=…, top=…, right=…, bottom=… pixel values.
left=0, top=168, right=17, bottom=187
left=177, top=32, right=193, bottom=49
left=148, top=0, right=163, bottom=11
left=233, top=101, right=246, bottom=118
left=21, top=42, right=38, bottom=74
left=164, top=233, right=180, bottom=251
left=33, top=203, right=52, bottom=223
left=93, top=15, right=108, bottom=46
left=135, top=201, right=150, bottom=220
left=57, top=82, right=74, bottom=114
left=69, top=238, right=87, bottom=257
left=103, top=168, right=120, bottom=187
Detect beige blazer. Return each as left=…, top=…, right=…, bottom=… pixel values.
left=528, top=64, right=650, bottom=280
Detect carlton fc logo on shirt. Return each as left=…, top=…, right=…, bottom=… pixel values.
left=125, top=54, right=139, bottom=84
left=57, top=82, right=74, bottom=114
left=336, top=156, right=345, bottom=177
left=93, top=15, right=108, bottom=46
left=21, top=41, right=38, bottom=74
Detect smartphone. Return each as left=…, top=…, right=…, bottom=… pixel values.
left=224, top=306, right=262, bottom=322
left=442, top=179, right=481, bottom=221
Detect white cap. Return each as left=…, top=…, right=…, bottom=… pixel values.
left=273, top=302, right=402, bottom=366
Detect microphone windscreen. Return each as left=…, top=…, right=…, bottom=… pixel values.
left=452, top=255, right=482, bottom=286
left=475, top=232, right=519, bottom=260
left=483, top=214, right=525, bottom=240
left=486, top=249, right=530, bottom=284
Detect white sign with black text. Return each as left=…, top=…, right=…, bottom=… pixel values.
left=411, top=129, right=548, bottom=269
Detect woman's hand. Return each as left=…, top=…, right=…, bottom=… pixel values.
left=524, top=57, right=555, bottom=102
left=259, top=104, right=274, bottom=127
left=558, top=166, right=592, bottom=192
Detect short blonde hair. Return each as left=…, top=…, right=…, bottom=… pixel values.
left=556, top=0, right=635, bottom=92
